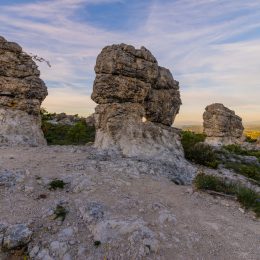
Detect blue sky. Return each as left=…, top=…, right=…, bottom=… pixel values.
left=1, top=0, right=260, bottom=124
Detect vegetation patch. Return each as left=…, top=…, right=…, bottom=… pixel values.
left=224, top=162, right=260, bottom=184
left=181, top=131, right=219, bottom=168
left=48, top=179, right=66, bottom=190
left=41, top=108, right=95, bottom=145
left=54, top=204, right=68, bottom=221
left=94, top=241, right=101, bottom=247
left=245, top=136, right=257, bottom=143
left=223, top=144, right=260, bottom=162
left=194, top=173, right=260, bottom=217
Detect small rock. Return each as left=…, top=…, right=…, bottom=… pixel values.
left=37, top=248, right=54, bottom=260
left=158, top=210, right=177, bottom=225
left=79, top=202, right=105, bottom=223
left=58, top=227, right=74, bottom=241
left=50, top=241, right=68, bottom=257
left=239, top=208, right=245, bottom=214
left=2, top=224, right=32, bottom=250
left=29, top=245, right=40, bottom=258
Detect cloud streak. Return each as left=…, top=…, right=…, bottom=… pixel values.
left=0, top=0, right=260, bottom=123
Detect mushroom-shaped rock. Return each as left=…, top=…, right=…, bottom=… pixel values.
left=91, top=43, right=195, bottom=184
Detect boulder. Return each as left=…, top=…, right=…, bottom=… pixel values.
left=203, top=103, right=244, bottom=145
left=0, top=36, right=47, bottom=146
left=92, top=43, right=181, bottom=126
left=1, top=223, right=32, bottom=250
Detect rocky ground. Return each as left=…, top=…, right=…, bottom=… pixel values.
left=0, top=145, right=260, bottom=260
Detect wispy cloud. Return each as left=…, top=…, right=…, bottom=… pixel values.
left=0, top=0, right=260, bottom=123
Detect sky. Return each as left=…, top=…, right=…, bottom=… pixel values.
left=1, top=0, right=260, bottom=125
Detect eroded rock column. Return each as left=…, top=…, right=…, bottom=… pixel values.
left=91, top=44, right=195, bottom=183
left=0, top=36, right=48, bottom=146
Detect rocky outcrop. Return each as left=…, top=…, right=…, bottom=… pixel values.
left=203, top=103, right=244, bottom=145
left=92, top=43, right=195, bottom=184
left=0, top=36, right=47, bottom=146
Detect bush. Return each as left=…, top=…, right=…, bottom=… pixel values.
left=223, top=144, right=260, bottom=162
left=224, top=162, right=260, bottom=183
left=181, top=131, right=218, bottom=168
left=48, top=179, right=66, bottom=190
left=41, top=118, right=95, bottom=145
left=194, top=173, right=260, bottom=217
left=194, top=173, right=237, bottom=195
left=245, top=136, right=257, bottom=143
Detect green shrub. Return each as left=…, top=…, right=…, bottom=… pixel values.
left=181, top=131, right=218, bottom=168
left=224, top=162, right=260, bottom=184
left=181, top=131, right=206, bottom=147
left=194, top=173, right=260, bottom=217
left=245, top=136, right=257, bottom=143
left=194, top=173, right=237, bottom=195
left=223, top=144, right=247, bottom=155
left=223, top=144, right=260, bottom=162
left=40, top=108, right=56, bottom=121
left=42, top=119, right=95, bottom=145
left=48, top=179, right=66, bottom=190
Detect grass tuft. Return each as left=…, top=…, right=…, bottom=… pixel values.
left=48, top=179, right=66, bottom=190
left=224, top=162, right=260, bottom=184
left=54, top=204, right=68, bottom=221
left=223, top=144, right=260, bottom=162
left=94, top=241, right=101, bottom=247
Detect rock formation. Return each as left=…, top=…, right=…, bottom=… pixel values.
left=203, top=103, right=244, bottom=145
left=0, top=36, right=47, bottom=146
left=91, top=43, right=195, bottom=184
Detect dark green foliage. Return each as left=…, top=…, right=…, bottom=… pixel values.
left=236, top=188, right=260, bottom=216
left=40, top=108, right=56, bottom=121
left=41, top=108, right=95, bottom=145
left=48, top=179, right=66, bottom=190
left=194, top=173, right=237, bottom=195
left=245, top=136, right=257, bottom=143
left=223, top=144, right=260, bottom=161
left=224, top=162, right=260, bottom=184
left=181, top=131, right=219, bottom=168
left=181, top=131, right=206, bottom=147
left=94, top=241, right=101, bottom=247
left=54, top=204, right=68, bottom=221
left=223, top=144, right=248, bottom=156
left=194, top=173, right=260, bottom=217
